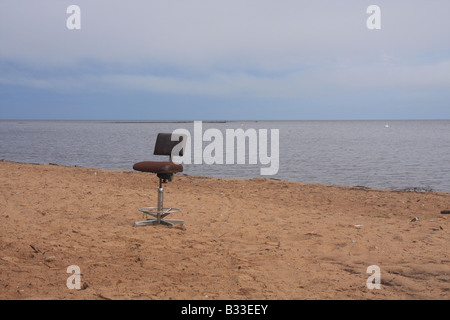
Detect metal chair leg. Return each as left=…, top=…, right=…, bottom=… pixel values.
left=134, top=182, right=183, bottom=227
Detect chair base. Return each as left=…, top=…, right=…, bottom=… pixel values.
left=133, top=179, right=184, bottom=227
left=134, top=206, right=184, bottom=227
left=134, top=218, right=184, bottom=227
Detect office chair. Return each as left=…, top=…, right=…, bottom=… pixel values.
left=133, top=133, right=186, bottom=227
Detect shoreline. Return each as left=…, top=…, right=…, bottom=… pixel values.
left=1, top=159, right=447, bottom=194
left=1, top=160, right=449, bottom=299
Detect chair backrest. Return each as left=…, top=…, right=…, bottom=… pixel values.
left=153, top=133, right=186, bottom=157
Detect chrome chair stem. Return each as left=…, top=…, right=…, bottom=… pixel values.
left=134, top=183, right=183, bottom=227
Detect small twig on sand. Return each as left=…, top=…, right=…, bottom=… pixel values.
left=30, top=244, right=41, bottom=253
left=95, top=292, right=112, bottom=300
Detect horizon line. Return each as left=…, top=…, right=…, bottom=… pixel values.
left=1, top=118, right=449, bottom=122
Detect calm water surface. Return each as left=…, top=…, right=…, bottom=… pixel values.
left=0, top=120, right=449, bottom=192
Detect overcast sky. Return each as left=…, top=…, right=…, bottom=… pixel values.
left=0, top=0, right=449, bottom=120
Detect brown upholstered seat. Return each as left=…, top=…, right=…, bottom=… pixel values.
left=133, top=161, right=183, bottom=174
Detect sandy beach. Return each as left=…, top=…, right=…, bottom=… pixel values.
left=0, top=160, right=449, bottom=300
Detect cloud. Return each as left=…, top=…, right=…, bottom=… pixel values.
left=1, top=0, right=450, bottom=119
left=3, top=0, right=449, bottom=68
left=3, top=57, right=449, bottom=101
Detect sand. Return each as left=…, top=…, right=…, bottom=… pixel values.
left=0, top=160, right=449, bottom=300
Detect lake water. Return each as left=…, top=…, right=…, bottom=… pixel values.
left=0, top=120, right=449, bottom=192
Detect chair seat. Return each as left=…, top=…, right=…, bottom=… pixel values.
left=133, top=161, right=183, bottom=174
